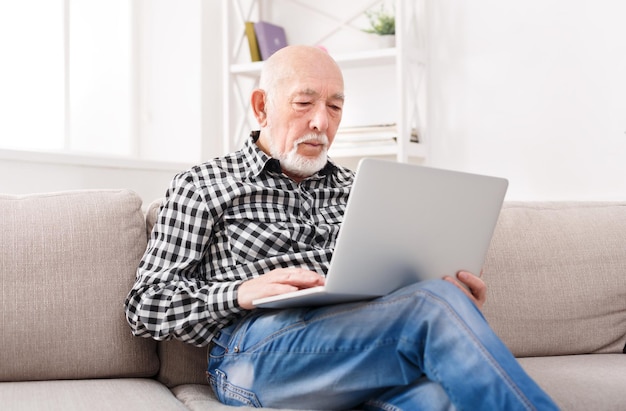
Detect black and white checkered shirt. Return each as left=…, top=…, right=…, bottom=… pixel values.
left=124, top=132, right=354, bottom=347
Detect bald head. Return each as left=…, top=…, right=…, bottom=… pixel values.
left=259, top=45, right=344, bottom=104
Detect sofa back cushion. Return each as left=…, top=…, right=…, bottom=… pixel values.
left=482, top=202, right=626, bottom=357
left=157, top=340, right=209, bottom=387
left=0, top=190, right=159, bottom=381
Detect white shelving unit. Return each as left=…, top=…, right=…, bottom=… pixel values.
left=221, top=0, right=428, bottom=162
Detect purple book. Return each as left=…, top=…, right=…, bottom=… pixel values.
left=254, top=21, right=288, bottom=60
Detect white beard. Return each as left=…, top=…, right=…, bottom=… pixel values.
left=268, top=132, right=330, bottom=178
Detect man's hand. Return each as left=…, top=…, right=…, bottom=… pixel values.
left=444, top=271, right=487, bottom=310
left=238, top=268, right=326, bottom=309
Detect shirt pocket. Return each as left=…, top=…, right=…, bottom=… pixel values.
left=316, top=204, right=345, bottom=225
left=308, top=204, right=344, bottom=249
left=224, top=204, right=293, bottom=263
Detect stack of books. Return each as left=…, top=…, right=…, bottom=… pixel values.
left=245, top=21, right=288, bottom=62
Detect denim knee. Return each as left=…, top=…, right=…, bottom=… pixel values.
left=397, top=279, right=469, bottom=304
left=389, top=279, right=485, bottom=326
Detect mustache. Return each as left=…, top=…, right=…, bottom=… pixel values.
left=294, top=133, right=329, bottom=147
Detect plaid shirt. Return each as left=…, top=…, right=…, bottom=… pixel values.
left=124, top=132, right=354, bottom=347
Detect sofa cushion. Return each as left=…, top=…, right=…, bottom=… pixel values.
left=172, top=384, right=231, bottom=411
left=0, top=378, right=188, bottom=411
left=482, top=202, right=626, bottom=357
left=0, top=190, right=159, bottom=381
left=146, top=197, right=164, bottom=235
left=172, top=384, right=292, bottom=411
left=157, top=340, right=209, bottom=388
left=519, top=354, right=626, bottom=411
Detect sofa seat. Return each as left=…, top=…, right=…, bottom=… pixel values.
left=519, top=354, right=626, bottom=411
left=0, top=379, right=188, bottom=411
left=171, top=384, right=288, bottom=411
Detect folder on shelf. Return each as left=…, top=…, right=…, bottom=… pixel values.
left=244, top=21, right=261, bottom=62
left=254, top=21, right=288, bottom=60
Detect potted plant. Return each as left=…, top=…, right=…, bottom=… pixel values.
left=363, top=5, right=396, bottom=47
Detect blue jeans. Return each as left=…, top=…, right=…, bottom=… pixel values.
left=207, top=280, right=558, bottom=410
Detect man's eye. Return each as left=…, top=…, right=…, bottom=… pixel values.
left=295, top=101, right=312, bottom=106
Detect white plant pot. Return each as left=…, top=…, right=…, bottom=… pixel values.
left=375, top=34, right=396, bottom=48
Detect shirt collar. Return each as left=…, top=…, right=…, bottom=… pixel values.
left=242, top=131, right=273, bottom=178
left=243, top=130, right=339, bottom=180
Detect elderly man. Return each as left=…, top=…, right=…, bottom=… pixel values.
left=125, top=45, right=557, bottom=410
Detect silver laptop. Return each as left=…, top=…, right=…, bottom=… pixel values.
left=253, top=158, right=508, bottom=309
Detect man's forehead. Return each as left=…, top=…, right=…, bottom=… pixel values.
left=292, top=87, right=345, bottom=101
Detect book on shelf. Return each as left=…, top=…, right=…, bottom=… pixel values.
left=244, top=21, right=261, bottom=62
left=254, top=21, right=288, bottom=60
left=333, top=124, right=396, bottom=148
left=334, top=123, right=419, bottom=145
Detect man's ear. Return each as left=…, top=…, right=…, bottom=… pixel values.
left=251, top=89, right=268, bottom=126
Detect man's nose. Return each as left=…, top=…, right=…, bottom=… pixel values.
left=309, top=103, right=329, bottom=132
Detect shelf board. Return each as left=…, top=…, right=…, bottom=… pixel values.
left=333, top=47, right=397, bottom=69
left=230, top=48, right=398, bottom=76
left=230, top=61, right=264, bottom=76
left=329, top=140, right=426, bottom=159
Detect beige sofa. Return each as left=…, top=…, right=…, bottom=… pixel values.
left=1, top=189, right=625, bottom=410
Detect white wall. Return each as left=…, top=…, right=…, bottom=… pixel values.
left=0, top=151, right=185, bottom=206
left=427, top=0, right=626, bottom=200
